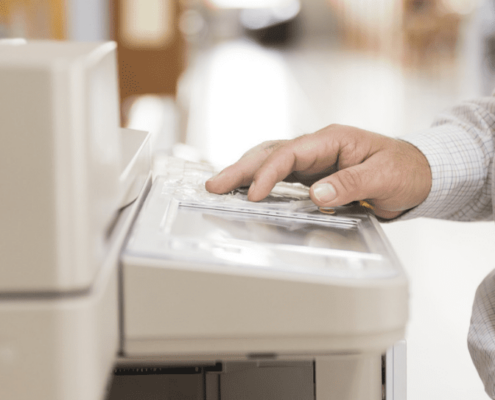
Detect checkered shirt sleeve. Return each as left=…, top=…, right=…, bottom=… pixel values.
left=399, top=97, right=495, bottom=221
left=398, top=96, right=495, bottom=398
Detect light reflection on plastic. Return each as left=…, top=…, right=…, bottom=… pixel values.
left=212, top=245, right=271, bottom=267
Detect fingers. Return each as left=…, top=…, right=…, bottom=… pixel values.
left=309, top=157, right=385, bottom=208
left=204, top=166, right=246, bottom=194
left=307, top=138, right=433, bottom=220
left=205, top=126, right=431, bottom=222
left=207, top=127, right=391, bottom=209
left=309, top=164, right=405, bottom=219
left=247, top=133, right=340, bottom=201
left=205, top=140, right=285, bottom=194
left=286, top=166, right=338, bottom=187
left=247, top=147, right=297, bottom=201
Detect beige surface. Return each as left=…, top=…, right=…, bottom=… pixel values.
left=315, top=354, right=382, bottom=400
left=0, top=41, right=122, bottom=293
left=119, top=128, right=152, bottom=207
left=122, top=253, right=407, bottom=357
left=0, top=249, right=119, bottom=400
left=0, top=41, right=154, bottom=400
left=0, top=175, right=151, bottom=400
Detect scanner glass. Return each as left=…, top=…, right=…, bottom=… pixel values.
left=125, top=160, right=399, bottom=280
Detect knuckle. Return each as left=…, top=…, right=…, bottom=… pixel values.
left=338, top=168, right=362, bottom=192
left=262, top=140, right=284, bottom=151
left=243, top=140, right=279, bottom=158
left=261, top=140, right=277, bottom=148
left=258, top=140, right=286, bottom=158
left=320, top=124, right=347, bottom=145
left=318, top=124, right=339, bottom=136
left=341, top=139, right=358, bottom=155
left=325, top=123, right=348, bottom=135
left=295, top=133, right=312, bottom=141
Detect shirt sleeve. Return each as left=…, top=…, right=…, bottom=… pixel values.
left=397, top=97, right=495, bottom=397
left=398, top=97, right=495, bottom=221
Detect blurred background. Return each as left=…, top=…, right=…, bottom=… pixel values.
left=2, top=0, right=495, bottom=398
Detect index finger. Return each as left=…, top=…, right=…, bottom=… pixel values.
left=248, top=133, right=340, bottom=201
left=205, top=141, right=284, bottom=195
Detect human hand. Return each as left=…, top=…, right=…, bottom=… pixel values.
left=205, top=124, right=432, bottom=219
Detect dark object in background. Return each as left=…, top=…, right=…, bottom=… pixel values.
left=245, top=19, right=298, bottom=45
left=106, top=362, right=314, bottom=400
left=107, top=366, right=205, bottom=400
left=239, top=0, right=301, bottom=46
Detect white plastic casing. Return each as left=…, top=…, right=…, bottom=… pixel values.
left=121, top=172, right=408, bottom=359
left=0, top=41, right=122, bottom=293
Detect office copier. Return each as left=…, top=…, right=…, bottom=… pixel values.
left=0, top=40, right=408, bottom=400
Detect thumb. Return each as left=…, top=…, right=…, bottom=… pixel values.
left=309, top=162, right=378, bottom=207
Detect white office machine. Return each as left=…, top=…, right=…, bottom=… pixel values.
left=0, top=41, right=408, bottom=400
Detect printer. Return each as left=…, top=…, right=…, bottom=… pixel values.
left=0, top=40, right=408, bottom=400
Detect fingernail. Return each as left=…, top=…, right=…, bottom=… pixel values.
left=314, top=183, right=337, bottom=203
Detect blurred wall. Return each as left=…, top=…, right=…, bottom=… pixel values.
left=298, top=0, right=339, bottom=37
left=67, top=0, right=109, bottom=41
left=110, top=0, right=186, bottom=125
left=0, top=0, right=110, bottom=41
left=0, top=0, right=66, bottom=39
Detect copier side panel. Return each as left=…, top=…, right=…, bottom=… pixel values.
left=0, top=65, right=59, bottom=291
left=122, top=256, right=407, bottom=359
left=0, top=41, right=123, bottom=293
left=0, top=266, right=118, bottom=400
